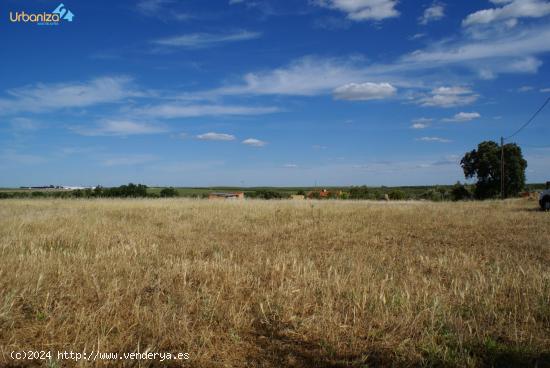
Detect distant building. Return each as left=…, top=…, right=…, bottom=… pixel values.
left=208, top=192, right=245, bottom=200
left=307, top=189, right=343, bottom=199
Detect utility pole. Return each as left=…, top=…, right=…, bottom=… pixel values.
left=500, top=136, right=505, bottom=199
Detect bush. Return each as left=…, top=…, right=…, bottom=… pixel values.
left=450, top=182, right=471, bottom=201
left=388, top=190, right=406, bottom=200
left=420, top=189, right=441, bottom=201
left=349, top=186, right=370, bottom=199
left=160, top=187, right=179, bottom=198
left=252, top=190, right=286, bottom=200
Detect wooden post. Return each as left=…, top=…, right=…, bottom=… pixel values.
left=501, top=137, right=505, bottom=199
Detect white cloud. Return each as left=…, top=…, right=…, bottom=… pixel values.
left=443, top=112, right=481, bottom=122
left=417, top=136, right=452, bottom=143
left=242, top=138, right=267, bottom=147
left=196, top=132, right=236, bottom=141
left=419, top=2, right=445, bottom=25
left=463, top=0, right=550, bottom=27
left=517, top=85, right=534, bottom=92
left=136, top=104, right=280, bottom=118
left=213, top=56, right=368, bottom=96
left=411, top=123, right=428, bottom=129
left=152, top=31, right=261, bottom=48
left=333, top=82, right=396, bottom=101
left=541, top=88, right=550, bottom=92
left=283, top=163, right=298, bottom=168
left=411, top=117, right=433, bottom=129
left=314, top=0, right=400, bottom=21
left=401, top=26, right=550, bottom=67
left=417, top=86, right=479, bottom=108
left=74, top=120, right=168, bottom=136
left=0, top=76, right=139, bottom=115
left=507, top=56, right=543, bottom=73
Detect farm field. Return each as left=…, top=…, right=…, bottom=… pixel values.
left=0, top=199, right=549, bottom=367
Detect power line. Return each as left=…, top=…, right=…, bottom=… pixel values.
left=500, top=96, right=550, bottom=199
left=505, top=96, right=550, bottom=140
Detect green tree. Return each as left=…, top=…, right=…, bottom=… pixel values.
left=160, top=187, right=178, bottom=198
left=388, top=190, right=406, bottom=200
left=450, top=182, right=471, bottom=201
left=349, top=186, right=370, bottom=199
left=460, top=141, right=527, bottom=199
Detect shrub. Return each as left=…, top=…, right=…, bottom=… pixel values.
left=160, top=187, right=179, bottom=198
left=252, top=190, right=286, bottom=200
left=388, top=190, right=406, bottom=200
left=349, top=186, right=370, bottom=199
left=450, top=182, right=471, bottom=201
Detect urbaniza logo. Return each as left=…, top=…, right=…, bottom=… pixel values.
left=9, top=3, right=74, bottom=26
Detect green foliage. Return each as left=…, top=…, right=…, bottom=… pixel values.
left=160, top=187, right=178, bottom=198
left=251, top=190, right=287, bottom=200
left=461, top=141, right=527, bottom=199
left=349, top=186, right=370, bottom=199
left=450, top=182, right=471, bottom=201
left=388, top=190, right=406, bottom=200
left=104, top=183, right=148, bottom=198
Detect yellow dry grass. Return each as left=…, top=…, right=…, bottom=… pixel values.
left=0, top=198, right=549, bottom=367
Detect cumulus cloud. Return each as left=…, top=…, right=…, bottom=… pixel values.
left=443, top=112, right=481, bottom=122
left=313, top=0, right=399, bottom=21
left=417, top=86, right=479, bottom=108
left=333, top=82, right=396, bottom=101
left=463, top=0, right=550, bottom=27
left=411, top=118, right=433, bottom=129
left=419, top=2, right=445, bottom=24
left=242, top=138, right=267, bottom=147
left=152, top=31, right=261, bottom=48
left=196, top=132, right=236, bottom=141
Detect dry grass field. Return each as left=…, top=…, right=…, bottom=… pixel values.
left=0, top=199, right=549, bottom=367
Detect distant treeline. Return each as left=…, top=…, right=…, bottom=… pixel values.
left=0, top=182, right=544, bottom=201
left=1, top=183, right=158, bottom=199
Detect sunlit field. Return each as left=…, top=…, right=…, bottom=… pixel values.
left=1, top=199, right=549, bottom=367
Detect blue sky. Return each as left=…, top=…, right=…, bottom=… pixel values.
left=1, top=0, right=550, bottom=187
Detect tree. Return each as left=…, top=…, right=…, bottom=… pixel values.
left=460, top=141, right=527, bottom=199
left=450, top=182, right=471, bottom=201
left=388, top=190, right=406, bottom=200
left=349, top=186, right=370, bottom=199
left=160, top=187, right=178, bottom=198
